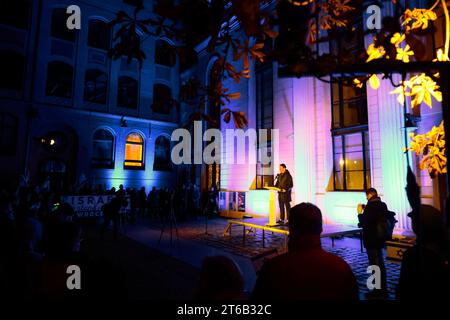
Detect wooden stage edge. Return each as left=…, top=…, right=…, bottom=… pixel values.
left=223, top=218, right=363, bottom=252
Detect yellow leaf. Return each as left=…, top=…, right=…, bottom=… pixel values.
left=390, top=86, right=406, bottom=105
left=353, top=78, right=363, bottom=88
left=368, top=74, right=380, bottom=89
left=391, top=33, right=405, bottom=47
left=366, top=43, right=386, bottom=62
left=400, top=73, right=442, bottom=109
left=422, top=91, right=432, bottom=108
left=396, top=45, right=414, bottom=62
left=227, top=92, right=241, bottom=100
left=402, top=8, right=437, bottom=31
left=434, top=48, right=449, bottom=62
left=407, top=121, right=446, bottom=178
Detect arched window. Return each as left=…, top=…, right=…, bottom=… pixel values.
left=0, top=112, right=18, bottom=155
left=0, top=51, right=25, bottom=91
left=117, top=76, right=138, bottom=109
left=88, top=19, right=110, bottom=50
left=84, top=69, right=108, bottom=104
left=152, top=84, right=172, bottom=114
left=92, top=129, right=114, bottom=168
left=0, top=0, right=31, bottom=29
left=155, top=40, right=176, bottom=67
left=51, top=8, right=76, bottom=42
left=46, top=61, right=73, bottom=98
left=124, top=132, right=144, bottom=169
left=153, top=136, right=171, bottom=171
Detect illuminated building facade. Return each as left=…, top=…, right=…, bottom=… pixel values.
left=182, top=1, right=445, bottom=234
left=0, top=0, right=179, bottom=192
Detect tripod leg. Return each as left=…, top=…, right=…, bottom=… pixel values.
left=205, top=211, right=208, bottom=235
left=158, top=227, right=164, bottom=245
left=172, top=209, right=179, bottom=240
left=170, top=210, right=173, bottom=249
left=158, top=212, right=165, bottom=245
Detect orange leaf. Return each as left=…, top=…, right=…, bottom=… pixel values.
left=223, top=111, right=231, bottom=123
left=227, top=92, right=241, bottom=100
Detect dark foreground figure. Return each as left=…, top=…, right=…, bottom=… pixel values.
left=252, top=203, right=359, bottom=300
left=396, top=205, right=450, bottom=300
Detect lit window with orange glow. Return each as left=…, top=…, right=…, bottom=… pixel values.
left=124, top=133, right=144, bottom=169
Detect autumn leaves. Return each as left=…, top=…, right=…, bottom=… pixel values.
left=356, top=1, right=447, bottom=177
left=407, top=121, right=446, bottom=177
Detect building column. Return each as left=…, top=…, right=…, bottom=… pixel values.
left=377, top=77, right=412, bottom=233
left=293, top=77, right=316, bottom=204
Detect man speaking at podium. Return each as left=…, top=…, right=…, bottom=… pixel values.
left=274, top=164, right=293, bottom=225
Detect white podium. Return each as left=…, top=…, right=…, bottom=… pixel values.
left=264, top=186, right=281, bottom=226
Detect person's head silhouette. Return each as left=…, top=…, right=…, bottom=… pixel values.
left=409, top=204, right=447, bottom=248
left=197, top=255, right=245, bottom=300
left=288, top=203, right=323, bottom=251
left=365, top=187, right=378, bottom=201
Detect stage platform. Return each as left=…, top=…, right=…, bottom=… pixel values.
left=223, top=218, right=363, bottom=252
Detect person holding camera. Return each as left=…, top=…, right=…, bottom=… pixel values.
left=358, top=188, right=388, bottom=298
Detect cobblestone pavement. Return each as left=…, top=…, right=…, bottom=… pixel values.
left=151, top=216, right=401, bottom=300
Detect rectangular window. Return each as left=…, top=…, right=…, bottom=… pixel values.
left=333, top=131, right=371, bottom=191
left=92, top=139, right=114, bottom=168
left=0, top=113, right=18, bottom=155
left=331, top=79, right=368, bottom=129
left=124, top=144, right=143, bottom=167
left=92, top=142, right=113, bottom=166
left=330, top=77, right=370, bottom=191
left=51, top=8, right=76, bottom=42
left=255, top=63, right=274, bottom=189
left=118, top=76, right=138, bottom=109
left=124, top=133, right=144, bottom=169
left=331, top=77, right=370, bottom=191
left=152, top=84, right=172, bottom=114
left=329, top=10, right=370, bottom=191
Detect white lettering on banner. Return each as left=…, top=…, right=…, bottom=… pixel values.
left=61, top=195, right=131, bottom=218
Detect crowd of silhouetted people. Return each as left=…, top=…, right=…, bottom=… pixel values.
left=0, top=180, right=220, bottom=299
left=97, top=183, right=219, bottom=240
left=77, top=182, right=218, bottom=222
left=1, top=169, right=449, bottom=301
left=0, top=182, right=129, bottom=299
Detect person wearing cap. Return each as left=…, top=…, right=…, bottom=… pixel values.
left=252, top=203, right=359, bottom=300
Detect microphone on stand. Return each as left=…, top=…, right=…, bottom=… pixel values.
left=274, top=174, right=283, bottom=192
